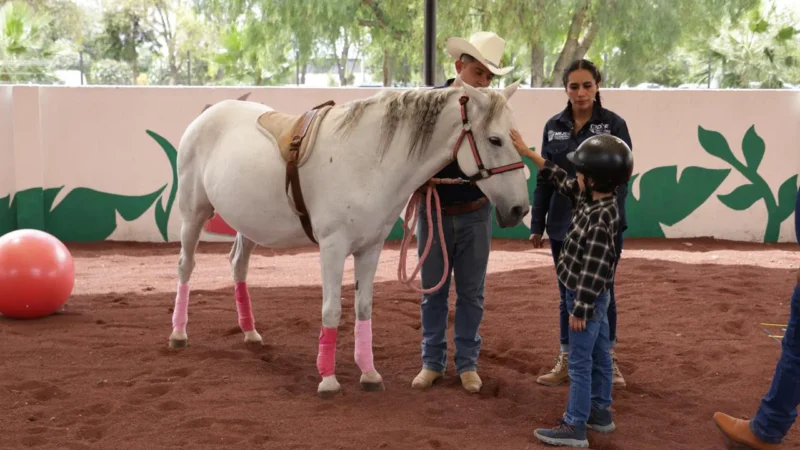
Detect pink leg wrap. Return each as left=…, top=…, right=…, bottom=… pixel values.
left=316, top=326, right=338, bottom=377
left=234, top=282, right=255, bottom=332
left=172, top=283, right=190, bottom=333
left=354, top=319, right=375, bottom=373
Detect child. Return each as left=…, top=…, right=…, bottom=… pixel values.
left=510, top=128, right=634, bottom=448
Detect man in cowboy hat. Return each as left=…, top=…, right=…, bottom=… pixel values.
left=412, top=31, right=514, bottom=394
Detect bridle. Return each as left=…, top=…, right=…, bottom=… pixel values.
left=447, top=94, right=526, bottom=183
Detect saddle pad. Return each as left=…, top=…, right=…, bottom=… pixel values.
left=256, top=105, right=333, bottom=167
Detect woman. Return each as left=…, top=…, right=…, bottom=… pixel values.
left=531, top=59, right=631, bottom=388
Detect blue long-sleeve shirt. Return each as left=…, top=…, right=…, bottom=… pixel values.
left=530, top=103, right=632, bottom=246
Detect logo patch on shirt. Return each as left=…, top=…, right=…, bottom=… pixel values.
left=548, top=130, right=571, bottom=141
left=590, top=123, right=611, bottom=135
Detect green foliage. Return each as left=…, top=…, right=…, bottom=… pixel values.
left=90, top=59, right=134, bottom=85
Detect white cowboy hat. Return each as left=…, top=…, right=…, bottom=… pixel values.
left=446, top=31, right=514, bottom=76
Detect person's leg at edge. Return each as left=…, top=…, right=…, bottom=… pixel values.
left=713, top=283, right=800, bottom=448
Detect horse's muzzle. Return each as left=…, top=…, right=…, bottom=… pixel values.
left=497, top=205, right=529, bottom=228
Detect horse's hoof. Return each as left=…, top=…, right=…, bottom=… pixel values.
left=359, top=371, right=384, bottom=392
left=317, top=387, right=342, bottom=399
left=169, top=338, right=187, bottom=349
left=243, top=331, right=264, bottom=345
left=318, top=376, right=341, bottom=399
left=360, top=381, right=385, bottom=392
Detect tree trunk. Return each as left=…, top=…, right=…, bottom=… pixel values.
left=530, top=41, right=545, bottom=87
left=573, top=19, right=600, bottom=61
left=548, top=0, right=591, bottom=86
left=382, top=48, right=391, bottom=86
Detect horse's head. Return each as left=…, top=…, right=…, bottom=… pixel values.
left=453, top=81, right=530, bottom=228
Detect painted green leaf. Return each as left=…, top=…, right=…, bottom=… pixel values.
left=741, top=125, right=765, bottom=171
left=775, top=175, right=799, bottom=221
left=0, top=194, right=13, bottom=236
left=46, top=186, right=166, bottom=242
left=386, top=217, right=406, bottom=241
left=646, top=166, right=731, bottom=225
left=717, top=183, right=762, bottom=211
left=698, top=126, right=738, bottom=166
left=625, top=166, right=731, bottom=238
left=146, top=130, right=179, bottom=242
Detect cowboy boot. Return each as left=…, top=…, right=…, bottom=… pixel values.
left=537, top=351, right=569, bottom=386
left=411, top=368, right=442, bottom=389
left=713, top=413, right=780, bottom=450
left=460, top=370, right=482, bottom=393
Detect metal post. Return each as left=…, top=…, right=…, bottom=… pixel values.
left=79, top=51, right=84, bottom=85
left=424, top=0, right=436, bottom=86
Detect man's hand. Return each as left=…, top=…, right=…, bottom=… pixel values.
left=569, top=315, right=586, bottom=332
left=529, top=233, right=544, bottom=248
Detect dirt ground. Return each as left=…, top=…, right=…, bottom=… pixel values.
left=1, top=237, right=798, bottom=450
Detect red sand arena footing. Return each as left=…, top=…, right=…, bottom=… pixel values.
left=1, top=238, right=798, bottom=449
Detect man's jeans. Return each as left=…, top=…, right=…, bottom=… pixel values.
left=417, top=201, right=492, bottom=375
left=563, top=288, right=613, bottom=428
left=551, top=237, right=621, bottom=352
left=751, top=284, right=800, bottom=444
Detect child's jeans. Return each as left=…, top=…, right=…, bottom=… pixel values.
left=750, top=284, right=800, bottom=444
left=563, top=288, right=613, bottom=429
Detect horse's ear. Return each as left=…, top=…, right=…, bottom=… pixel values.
left=503, top=80, right=521, bottom=100
left=460, top=82, right=488, bottom=109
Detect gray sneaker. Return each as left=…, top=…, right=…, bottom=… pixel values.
left=587, top=405, right=616, bottom=433
left=534, top=418, right=589, bottom=448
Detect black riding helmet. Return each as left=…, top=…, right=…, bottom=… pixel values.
left=566, top=134, right=633, bottom=193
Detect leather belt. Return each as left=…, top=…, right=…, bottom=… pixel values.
left=441, top=197, right=489, bottom=216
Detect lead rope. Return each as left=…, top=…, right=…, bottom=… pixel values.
left=397, top=177, right=469, bottom=294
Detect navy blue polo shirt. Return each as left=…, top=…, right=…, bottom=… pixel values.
left=430, top=78, right=487, bottom=206
left=531, top=103, right=632, bottom=242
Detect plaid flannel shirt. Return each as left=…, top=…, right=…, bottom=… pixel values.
left=539, top=160, right=619, bottom=320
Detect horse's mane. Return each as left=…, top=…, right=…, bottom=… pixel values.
left=333, top=87, right=508, bottom=159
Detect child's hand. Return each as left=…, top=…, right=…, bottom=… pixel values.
left=509, top=129, right=530, bottom=156
left=569, top=315, right=586, bottom=332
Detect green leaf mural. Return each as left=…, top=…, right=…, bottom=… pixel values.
left=0, top=126, right=179, bottom=242
left=145, top=130, right=179, bottom=242
left=46, top=186, right=166, bottom=241
left=742, top=125, right=765, bottom=170
left=625, top=166, right=731, bottom=238
left=700, top=124, right=798, bottom=242
left=0, top=194, right=13, bottom=236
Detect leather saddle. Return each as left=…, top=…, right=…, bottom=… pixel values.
left=255, top=100, right=335, bottom=244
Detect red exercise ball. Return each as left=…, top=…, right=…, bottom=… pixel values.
left=0, top=229, right=75, bottom=319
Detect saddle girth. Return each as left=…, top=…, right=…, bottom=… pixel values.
left=285, top=100, right=336, bottom=244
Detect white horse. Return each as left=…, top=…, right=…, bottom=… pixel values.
left=168, top=81, right=531, bottom=398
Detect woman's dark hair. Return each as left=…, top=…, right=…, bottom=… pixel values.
left=562, top=59, right=603, bottom=114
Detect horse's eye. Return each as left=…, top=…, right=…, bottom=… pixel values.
left=489, top=136, right=503, bottom=146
